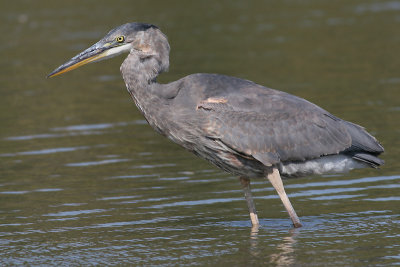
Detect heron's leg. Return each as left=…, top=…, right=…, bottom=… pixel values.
left=266, top=168, right=302, bottom=228
left=239, top=177, right=259, bottom=226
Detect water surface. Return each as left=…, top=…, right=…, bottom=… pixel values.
left=1, top=0, right=399, bottom=265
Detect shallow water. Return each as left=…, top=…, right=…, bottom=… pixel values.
left=1, top=0, right=399, bottom=265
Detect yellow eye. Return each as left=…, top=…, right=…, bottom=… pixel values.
left=116, top=36, right=125, bottom=43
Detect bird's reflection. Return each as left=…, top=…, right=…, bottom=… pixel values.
left=249, top=224, right=260, bottom=256
left=249, top=225, right=298, bottom=266
left=269, top=229, right=298, bottom=266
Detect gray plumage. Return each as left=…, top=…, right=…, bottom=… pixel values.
left=48, top=22, right=384, bottom=227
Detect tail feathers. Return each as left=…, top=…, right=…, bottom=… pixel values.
left=343, top=121, right=384, bottom=154
left=341, top=121, right=384, bottom=168
left=352, top=153, right=384, bottom=168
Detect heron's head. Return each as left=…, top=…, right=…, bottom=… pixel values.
left=48, top=22, right=169, bottom=78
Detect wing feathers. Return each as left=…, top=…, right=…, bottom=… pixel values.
left=201, top=105, right=352, bottom=166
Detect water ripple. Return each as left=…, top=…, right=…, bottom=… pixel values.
left=355, top=1, right=400, bottom=13
left=158, top=176, right=190, bottom=181
left=92, top=216, right=185, bottom=228
left=0, top=188, right=62, bottom=195
left=309, top=194, right=366, bottom=201
left=0, top=146, right=89, bottom=157
left=147, top=198, right=240, bottom=209
left=131, top=163, right=176, bottom=169
left=286, top=175, right=399, bottom=189
left=364, top=197, right=400, bottom=201
left=44, top=209, right=107, bottom=217
left=4, top=121, right=146, bottom=141
left=98, top=196, right=139, bottom=201
left=106, top=174, right=159, bottom=180
left=65, top=158, right=131, bottom=167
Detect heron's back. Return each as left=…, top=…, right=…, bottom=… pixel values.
left=162, top=73, right=384, bottom=177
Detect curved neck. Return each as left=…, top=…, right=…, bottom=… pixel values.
left=120, top=53, right=162, bottom=119
left=120, top=30, right=178, bottom=134
left=121, top=28, right=169, bottom=85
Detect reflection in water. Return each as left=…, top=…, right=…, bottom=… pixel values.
left=269, top=229, right=298, bottom=266
left=249, top=224, right=259, bottom=257
left=248, top=224, right=298, bottom=266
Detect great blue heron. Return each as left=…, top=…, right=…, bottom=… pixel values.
left=48, top=23, right=384, bottom=228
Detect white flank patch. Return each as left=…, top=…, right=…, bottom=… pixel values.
left=280, top=154, right=368, bottom=177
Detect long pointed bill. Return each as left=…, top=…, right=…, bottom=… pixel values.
left=48, top=42, right=131, bottom=78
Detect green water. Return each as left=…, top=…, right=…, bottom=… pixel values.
left=1, top=0, right=399, bottom=265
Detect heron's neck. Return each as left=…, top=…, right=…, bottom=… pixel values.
left=120, top=49, right=177, bottom=135
left=121, top=49, right=169, bottom=104
left=121, top=53, right=162, bottom=90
